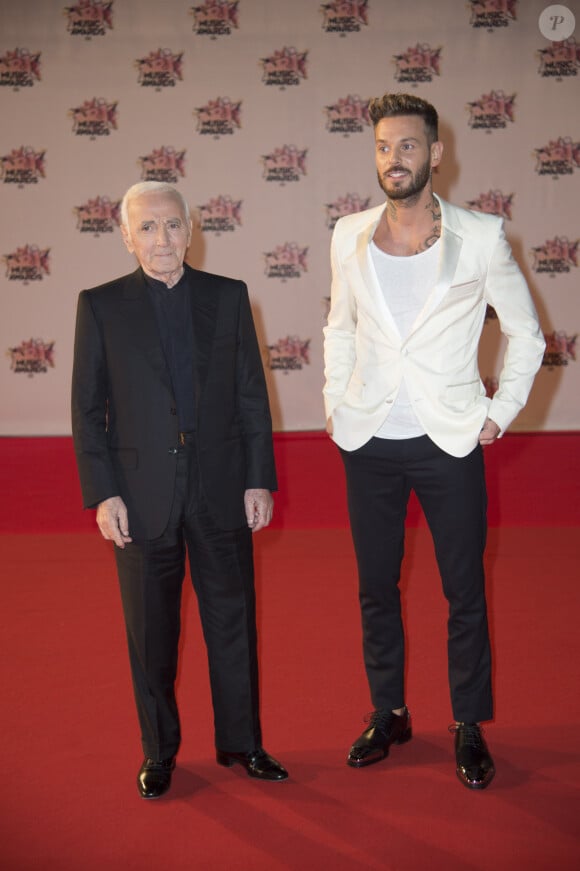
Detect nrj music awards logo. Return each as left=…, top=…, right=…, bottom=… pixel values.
left=69, top=98, right=118, bottom=137
left=467, top=90, right=515, bottom=131
left=531, top=237, right=578, bottom=275
left=7, top=338, right=55, bottom=376
left=74, top=196, right=121, bottom=234
left=534, top=137, right=580, bottom=178
left=194, top=97, right=241, bottom=137
left=190, top=1, right=239, bottom=38
left=198, top=196, right=242, bottom=234
left=64, top=1, right=114, bottom=38
left=325, top=192, right=371, bottom=230
left=393, top=43, right=441, bottom=84
left=468, top=0, right=517, bottom=30
left=261, top=146, right=307, bottom=184
left=0, top=49, right=41, bottom=89
left=4, top=245, right=50, bottom=283
left=139, top=146, right=186, bottom=182
left=466, top=190, right=513, bottom=220
left=264, top=243, right=308, bottom=280
left=260, top=47, right=308, bottom=88
left=267, top=336, right=310, bottom=373
left=135, top=49, right=183, bottom=89
left=325, top=94, right=371, bottom=135
left=542, top=330, right=577, bottom=368
left=0, top=147, right=46, bottom=186
left=320, top=0, right=369, bottom=34
left=537, top=38, right=579, bottom=79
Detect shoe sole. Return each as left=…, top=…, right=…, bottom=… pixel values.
left=347, top=728, right=413, bottom=768
left=216, top=752, right=288, bottom=781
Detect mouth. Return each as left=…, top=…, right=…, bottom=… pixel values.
left=386, top=168, right=409, bottom=180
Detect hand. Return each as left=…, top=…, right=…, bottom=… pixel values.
left=326, top=416, right=333, bottom=436
left=479, top=417, right=501, bottom=446
left=96, top=496, right=132, bottom=548
left=244, top=488, right=274, bottom=533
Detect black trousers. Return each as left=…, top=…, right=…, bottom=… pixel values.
left=340, top=435, right=493, bottom=723
left=114, top=434, right=261, bottom=760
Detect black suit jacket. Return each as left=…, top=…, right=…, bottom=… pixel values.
left=71, top=264, right=277, bottom=539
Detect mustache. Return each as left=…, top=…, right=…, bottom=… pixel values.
left=383, top=166, right=409, bottom=175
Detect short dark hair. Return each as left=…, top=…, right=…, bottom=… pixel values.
left=368, top=93, right=439, bottom=144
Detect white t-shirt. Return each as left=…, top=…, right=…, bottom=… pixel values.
left=369, top=238, right=441, bottom=439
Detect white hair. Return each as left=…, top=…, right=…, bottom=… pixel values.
left=120, top=181, right=191, bottom=228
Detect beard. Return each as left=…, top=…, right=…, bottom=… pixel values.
left=377, top=155, right=432, bottom=201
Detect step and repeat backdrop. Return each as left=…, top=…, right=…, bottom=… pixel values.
left=1, top=0, right=578, bottom=434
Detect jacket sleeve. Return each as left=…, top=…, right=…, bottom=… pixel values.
left=323, top=221, right=358, bottom=419
left=235, top=283, right=278, bottom=491
left=484, top=222, right=546, bottom=434
left=71, top=289, right=118, bottom=508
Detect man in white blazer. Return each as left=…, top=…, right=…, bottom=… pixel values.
left=323, top=93, right=545, bottom=790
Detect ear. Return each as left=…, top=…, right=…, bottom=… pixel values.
left=121, top=224, right=134, bottom=254
left=430, top=140, right=443, bottom=169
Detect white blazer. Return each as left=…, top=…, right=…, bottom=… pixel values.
left=323, top=196, right=546, bottom=457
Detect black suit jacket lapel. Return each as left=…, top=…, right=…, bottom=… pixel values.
left=186, top=265, right=218, bottom=402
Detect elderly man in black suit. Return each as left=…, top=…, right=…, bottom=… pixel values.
left=72, top=181, right=288, bottom=798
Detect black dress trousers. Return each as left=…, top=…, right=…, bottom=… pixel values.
left=114, top=433, right=261, bottom=760
left=340, top=435, right=493, bottom=724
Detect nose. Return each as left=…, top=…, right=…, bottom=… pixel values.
left=155, top=223, right=170, bottom=245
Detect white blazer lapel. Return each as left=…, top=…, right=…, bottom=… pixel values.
left=411, top=197, right=463, bottom=331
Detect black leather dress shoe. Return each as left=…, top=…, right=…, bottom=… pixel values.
left=216, top=748, right=288, bottom=781
left=137, top=757, right=176, bottom=799
left=347, top=707, right=412, bottom=768
left=450, top=723, right=495, bottom=790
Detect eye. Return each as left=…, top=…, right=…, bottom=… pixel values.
left=167, top=220, right=182, bottom=230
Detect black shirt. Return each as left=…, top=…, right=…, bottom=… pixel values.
left=144, top=268, right=196, bottom=432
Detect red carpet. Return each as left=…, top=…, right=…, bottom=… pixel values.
left=1, top=434, right=580, bottom=869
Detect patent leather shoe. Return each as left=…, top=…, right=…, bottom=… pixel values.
left=347, top=707, right=412, bottom=767
left=450, top=723, right=495, bottom=790
left=216, top=747, right=288, bottom=781
left=137, top=756, right=176, bottom=799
